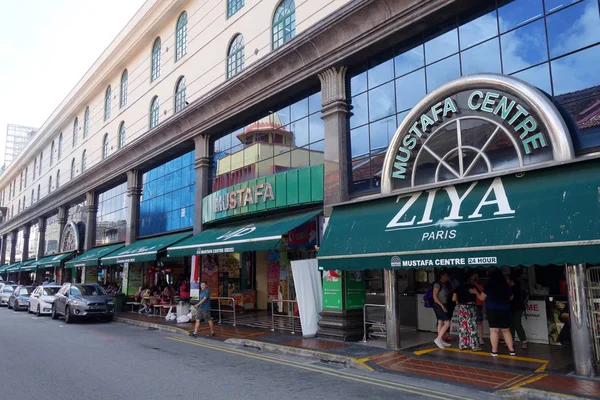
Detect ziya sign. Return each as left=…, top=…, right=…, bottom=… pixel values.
left=213, top=183, right=275, bottom=212
left=381, top=74, right=574, bottom=193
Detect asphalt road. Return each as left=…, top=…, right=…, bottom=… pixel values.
left=0, top=306, right=497, bottom=400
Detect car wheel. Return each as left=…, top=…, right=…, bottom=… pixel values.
left=65, top=306, right=72, bottom=324
left=51, top=304, right=58, bottom=320
left=37, top=305, right=41, bottom=317
left=7, top=301, right=12, bottom=310
left=14, top=301, right=19, bottom=312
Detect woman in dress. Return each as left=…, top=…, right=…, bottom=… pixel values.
left=452, top=279, right=481, bottom=351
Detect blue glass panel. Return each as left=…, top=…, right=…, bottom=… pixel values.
left=511, top=63, right=552, bottom=94
left=426, top=55, right=460, bottom=92
left=349, top=93, right=368, bottom=128
left=290, top=97, right=309, bottom=122
left=395, top=44, right=424, bottom=77
left=309, top=114, right=324, bottom=143
left=545, top=0, right=581, bottom=14
left=350, top=125, right=369, bottom=158
left=395, top=68, right=426, bottom=112
left=368, top=57, right=395, bottom=88
left=309, top=92, right=322, bottom=114
left=459, top=9, right=498, bottom=49
left=425, top=29, right=458, bottom=64
left=461, top=38, right=502, bottom=75
left=350, top=70, right=367, bottom=96
left=547, top=0, right=600, bottom=58
left=368, top=81, right=395, bottom=122
left=498, top=0, right=544, bottom=33
left=291, top=117, right=309, bottom=147
left=369, top=115, right=396, bottom=152
left=551, top=44, right=600, bottom=95
left=501, top=19, right=548, bottom=74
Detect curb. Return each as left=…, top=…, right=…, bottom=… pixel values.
left=225, top=338, right=374, bottom=371
left=497, top=388, right=592, bottom=400
left=114, top=317, right=190, bottom=336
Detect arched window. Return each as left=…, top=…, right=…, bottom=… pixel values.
left=272, top=0, right=296, bottom=50
left=31, top=189, right=34, bottom=205
left=102, top=134, right=109, bottom=160
left=227, top=0, right=244, bottom=18
left=118, top=122, right=126, bottom=149
left=58, top=132, right=63, bottom=159
left=33, top=158, right=37, bottom=180
left=227, top=34, right=245, bottom=79
left=149, top=96, right=160, bottom=129
left=73, top=118, right=78, bottom=147
left=23, top=196, right=25, bottom=210
left=24, top=167, right=27, bottom=187
left=83, top=106, right=90, bottom=138
left=39, top=151, right=43, bottom=175
left=174, top=77, right=186, bottom=113
left=120, top=69, right=128, bottom=108
left=151, top=37, right=161, bottom=82
left=175, top=12, right=187, bottom=62
left=104, top=86, right=112, bottom=121
left=50, top=141, right=55, bottom=166
left=37, top=185, right=40, bottom=201
left=18, top=199, right=20, bottom=213
left=71, top=158, right=76, bottom=179
left=81, top=150, right=87, bottom=173
left=48, top=176, right=52, bottom=194
left=56, top=170, right=60, bottom=189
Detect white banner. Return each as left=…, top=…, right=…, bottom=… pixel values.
left=291, top=259, right=322, bottom=337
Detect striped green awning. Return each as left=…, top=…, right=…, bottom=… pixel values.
left=101, top=232, right=191, bottom=265
left=6, top=263, right=22, bottom=272
left=19, top=260, right=37, bottom=272
left=34, top=253, right=74, bottom=269
left=65, top=243, right=124, bottom=269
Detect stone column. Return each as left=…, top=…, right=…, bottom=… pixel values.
left=125, top=170, right=142, bottom=246
left=57, top=206, right=68, bottom=251
left=384, top=269, right=401, bottom=349
left=84, top=191, right=98, bottom=252
left=22, top=224, right=30, bottom=261
left=193, top=134, right=210, bottom=235
left=0, top=234, right=7, bottom=265
left=37, top=217, right=46, bottom=258
left=9, top=230, right=17, bottom=264
left=566, top=264, right=596, bottom=377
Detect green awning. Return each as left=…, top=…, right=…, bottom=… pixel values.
left=19, top=260, right=37, bottom=272
left=318, top=160, right=600, bottom=270
left=167, top=209, right=322, bottom=257
left=0, top=264, right=11, bottom=273
left=101, top=232, right=192, bottom=265
left=64, top=243, right=125, bottom=269
left=6, top=263, right=22, bottom=272
left=34, top=253, right=74, bottom=269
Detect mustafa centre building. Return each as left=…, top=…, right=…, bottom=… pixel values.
left=1, top=0, right=600, bottom=377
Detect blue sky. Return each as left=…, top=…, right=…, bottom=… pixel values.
left=0, top=0, right=146, bottom=165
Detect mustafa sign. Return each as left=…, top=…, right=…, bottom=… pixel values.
left=213, top=183, right=275, bottom=212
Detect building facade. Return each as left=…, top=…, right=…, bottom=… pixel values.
left=4, top=124, right=37, bottom=166
left=0, top=0, right=599, bottom=377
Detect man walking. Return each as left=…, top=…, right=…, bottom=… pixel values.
left=190, top=281, right=215, bottom=337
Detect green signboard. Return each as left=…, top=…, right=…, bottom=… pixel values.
left=344, top=271, right=366, bottom=310
left=203, top=165, right=324, bottom=224
left=322, top=270, right=343, bottom=310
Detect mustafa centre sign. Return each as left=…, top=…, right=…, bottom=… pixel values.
left=317, top=74, right=600, bottom=270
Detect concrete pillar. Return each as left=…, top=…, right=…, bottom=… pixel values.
left=84, top=191, right=98, bottom=252
left=125, top=170, right=142, bottom=246
left=0, top=234, right=7, bottom=265
left=9, top=230, right=17, bottom=264
left=57, top=206, right=68, bottom=251
left=566, top=264, right=596, bottom=377
left=22, top=224, right=30, bottom=261
left=37, top=217, right=46, bottom=258
left=384, top=269, right=401, bottom=349
left=193, top=134, right=210, bottom=235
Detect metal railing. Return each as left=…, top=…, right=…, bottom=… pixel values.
left=211, top=297, right=236, bottom=327
left=363, top=303, right=386, bottom=342
left=269, top=298, right=300, bottom=335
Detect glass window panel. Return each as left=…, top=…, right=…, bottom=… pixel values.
left=274, top=151, right=291, bottom=171
left=290, top=97, right=309, bottom=122
left=395, top=68, right=426, bottom=112
left=349, top=93, right=368, bottom=128
left=369, top=116, right=396, bottom=152
left=545, top=0, right=580, bottom=14
left=258, top=139, right=274, bottom=160
left=459, top=9, right=498, bottom=49
left=551, top=44, right=600, bottom=95
left=368, top=57, right=395, bottom=88
left=290, top=117, right=309, bottom=147
left=498, top=0, right=544, bottom=33
left=257, top=158, right=274, bottom=178
left=501, top=19, right=548, bottom=74
left=461, top=38, right=502, bottom=75
left=310, top=140, right=324, bottom=165
left=368, top=81, right=395, bottom=122
left=308, top=92, right=322, bottom=114
left=546, top=0, right=600, bottom=58
left=511, top=62, right=552, bottom=94
left=350, top=125, right=369, bottom=159
left=426, top=54, right=460, bottom=92
left=395, top=44, right=425, bottom=77
left=425, top=29, right=458, bottom=64
left=291, top=147, right=311, bottom=169
left=397, top=110, right=410, bottom=127
left=275, top=106, right=290, bottom=127
left=309, top=114, right=324, bottom=143
left=350, top=69, right=368, bottom=96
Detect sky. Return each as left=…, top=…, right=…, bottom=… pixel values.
left=0, top=0, right=146, bottom=165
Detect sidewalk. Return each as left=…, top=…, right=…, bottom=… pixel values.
left=115, top=312, right=599, bottom=399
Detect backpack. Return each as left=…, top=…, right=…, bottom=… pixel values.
left=423, top=283, right=437, bottom=308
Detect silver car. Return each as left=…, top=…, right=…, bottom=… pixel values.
left=52, top=283, right=115, bottom=323
left=0, top=284, right=17, bottom=306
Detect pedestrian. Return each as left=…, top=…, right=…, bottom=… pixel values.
left=507, top=273, right=528, bottom=349
left=452, top=279, right=481, bottom=351
left=432, top=271, right=452, bottom=349
left=189, top=281, right=215, bottom=337
left=471, top=270, right=516, bottom=357
left=469, top=272, right=485, bottom=344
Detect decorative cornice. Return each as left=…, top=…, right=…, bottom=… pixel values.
left=318, top=67, right=348, bottom=106
left=194, top=157, right=211, bottom=170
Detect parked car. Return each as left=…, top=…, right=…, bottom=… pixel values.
left=28, top=285, right=60, bottom=316
left=0, top=284, right=17, bottom=306
left=8, top=286, right=34, bottom=311
left=52, top=283, right=115, bottom=323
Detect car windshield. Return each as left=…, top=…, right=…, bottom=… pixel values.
left=3, top=286, right=15, bottom=293
left=43, top=287, right=59, bottom=296
left=19, top=288, right=31, bottom=296
left=70, top=285, right=106, bottom=296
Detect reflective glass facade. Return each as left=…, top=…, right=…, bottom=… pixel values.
left=68, top=201, right=87, bottom=224
left=348, top=0, right=600, bottom=193
left=96, top=183, right=127, bottom=246
left=15, top=230, right=23, bottom=262
left=28, top=223, right=39, bottom=260
left=45, top=214, right=60, bottom=255
left=4, top=235, right=11, bottom=263
left=210, top=90, right=323, bottom=193
left=139, top=151, right=195, bottom=237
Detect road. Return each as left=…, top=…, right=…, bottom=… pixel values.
left=0, top=307, right=496, bottom=400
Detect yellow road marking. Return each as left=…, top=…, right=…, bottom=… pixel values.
left=508, top=373, right=548, bottom=390
left=414, top=347, right=549, bottom=371
left=167, top=336, right=473, bottom=400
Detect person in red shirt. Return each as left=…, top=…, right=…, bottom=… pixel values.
left=179, top=279, right=190, bottom=299
left=470, top=272, right=485, bottom=344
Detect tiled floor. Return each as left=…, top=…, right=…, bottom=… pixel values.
left=282, top=338, right=349, bottom=351
left=529, top=375, right=600, bottom=398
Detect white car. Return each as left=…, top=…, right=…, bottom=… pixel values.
left=28, top=285, right=60, bottom=316
left=0, top=284, right=16, bottom=306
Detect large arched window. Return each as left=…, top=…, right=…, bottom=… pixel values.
left=71, top=158, right=76, bottom=179
left=73, top=118, right=78, bottom=147
left=120, top=69, right=128, bottom=108
left=227, top=34, right=244, bottom=79
left=227, top=0, right=244, bottom=18
left=33, top=158, right=37, bottom=180
left=81, top=150, right=87, bottom=173
left=31, top=189, right=34, bottom=205
left=174, top=77, right=186, bottom=113
left=56, top=170, right=60, bottom=189
left=151, top=37, right=161, bottom=82
left=58, top=133, right=63, bottom=160
left=102, top=134, right=109, bottom=160
left=118, top=121, right=126, bottom=149
left=24, top=167, right=27, bottom=187
left=48, top=176, right=52, bottom=194
left=83, top=106, right=90, bottom=138
left=39, top=151, right=43, bottom=175
left=149, top=96, right=160, bottom=129
left=37, top=184, right=40, bottom=201
left=272, top=0, right=296, bottom=50
left=104, top=86, right=112, bottom=121
left=175, top=12, right=187, bottom=62
left=50, top=141, right=55, bottom=166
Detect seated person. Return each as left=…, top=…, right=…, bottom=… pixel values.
left=179, top=280, right=190, bottom=299
left=138, top=287, right=153, bottom=314
left=160, top=286, right=171, bottom=301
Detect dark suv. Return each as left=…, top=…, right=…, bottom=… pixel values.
left=52, top=283, right=114, bottom=323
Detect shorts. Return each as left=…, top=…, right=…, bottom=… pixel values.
left=433, top=303, right=451, bottom=322
left=476, top=305, right=484, bottom=323
left=196, top=309, right=212, bottom=322
left=487, top=309, right=510, bottom=329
